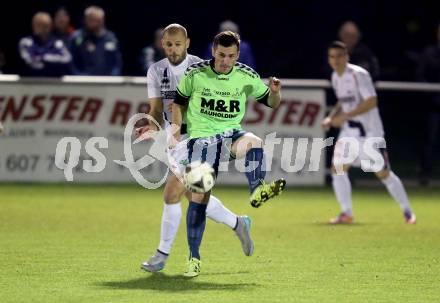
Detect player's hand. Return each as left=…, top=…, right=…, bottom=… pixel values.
left=168, top=135, right=179, bottom=149
left=134, top=124, right=157, bottom=141
left=321, top=117, right=332, bottom=131
left=330, top=113, right=349, bottom=128
left=0, top=122, right=4, bottom=134
left=269, top=76, right=281, bottom=93
left=168, top=123, right=181, bottom=149
left=168, top=132, right=181, bottom=149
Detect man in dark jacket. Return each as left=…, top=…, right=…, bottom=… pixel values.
left=338, top=21, right=380, bottom=80
left=18, top=12, right=72, bottom=77
left=70, top=6, right=122, bottom=75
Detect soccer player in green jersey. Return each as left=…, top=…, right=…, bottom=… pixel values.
left=172, top=31, right=286, bottom=277
left=137, top=24, right=254, bottom=274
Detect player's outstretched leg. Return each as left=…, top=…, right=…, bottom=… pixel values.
left=245, top=147, right=286, bottom=208
left=206, top=195, right=254, bottom=256
left=378, top=170, right=416, bottom=224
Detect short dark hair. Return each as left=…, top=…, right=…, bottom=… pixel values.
left=328, top=40, right=348, bottom=53
left=213, top=31, right=240, bottom=49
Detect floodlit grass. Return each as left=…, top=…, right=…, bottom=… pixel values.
left=1, top=184, right=439, bottom=302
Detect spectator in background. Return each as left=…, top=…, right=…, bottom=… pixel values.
left=18, top=12, right=72, bottom=77
left=70, top=6, right=122, bottom=75
left=203, top=20, right=256, bottom=69
left=416, top=22, right=440, bottom=185
left=338, top=21, right=380, bottom=80
left=139, top=27, right=165, bottom=75
left=53, top=7, right=75, bottom=46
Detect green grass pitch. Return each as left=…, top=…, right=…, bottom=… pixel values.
left=1, top=184, right=439, bottom=302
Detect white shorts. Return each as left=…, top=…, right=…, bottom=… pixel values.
left=332, top=131, right=390, bottom=172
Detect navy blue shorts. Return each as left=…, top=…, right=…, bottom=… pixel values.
left=187, top=129, right=246, bottom=177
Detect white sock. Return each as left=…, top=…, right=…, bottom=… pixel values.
left=158, top=202, right=182, bottom=254
left=332, top=173, right=353, bottom=215
left=206, top=195, right=238, bottom=229
left=381, top=171, right=412, bottom=212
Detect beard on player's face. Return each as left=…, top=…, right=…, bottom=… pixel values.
left=167, top=51, right=187, bottom=65
left=162, top=32, right=189, bottom=66
left=215, top=57, right=237, bottom=73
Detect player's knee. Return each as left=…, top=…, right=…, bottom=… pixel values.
left=244, top=136, right=263, bottom=151
left=232, top=135, right=262, bottom=158
left=253, top=137, right=263, bottom=148
left=163, top=190, right=181, bottom=204
left=375, top=169, right=390, bottom=180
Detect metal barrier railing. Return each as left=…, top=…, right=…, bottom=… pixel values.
left=1, top=75, right=440, bottom=92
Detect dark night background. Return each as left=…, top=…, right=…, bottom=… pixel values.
left=0, top=0, right=438, bottom=79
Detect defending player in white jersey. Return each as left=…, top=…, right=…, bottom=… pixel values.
left=136, top=24, right=254, bottom=273
left=322, top=41, right=416, bottom=224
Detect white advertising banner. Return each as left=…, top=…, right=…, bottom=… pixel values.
left=0, top=80, right=325, bottom=185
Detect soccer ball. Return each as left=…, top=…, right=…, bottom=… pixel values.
left=183, top=161, right=215, bottom=193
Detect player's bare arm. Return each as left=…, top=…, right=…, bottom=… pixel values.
left=345, top=96, right=377, bottom=118
left=171, top=102, right=183, bottom=145
left=267, top=76, right=281, bottom=108
left=322, top=101, right=342, bottom=130
left=135, top=98, right=164, bottom=138
left=331, top=96, right=377, bottom=128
